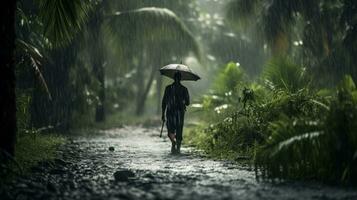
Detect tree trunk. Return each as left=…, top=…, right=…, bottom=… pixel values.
left=94, top=58, right=105, bottom=122
left=135, top=66, right=156, bottom=115
left=0, top=0, right=17, bottom=156
left=90, top=11, right=105, bottom=122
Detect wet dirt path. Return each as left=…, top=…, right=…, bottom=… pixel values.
left=2, top=126, right=357, bottom=200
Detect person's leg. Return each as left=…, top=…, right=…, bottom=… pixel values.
left=169, top=133, right=176, bottom=154
left=168, top=131, right=176, bottom=149
left=166, top=114, right=176, bottom=153
left=176, top=112, right=185, bottom=154
left=176, top=128, right=182, bottom=154
left=168, top=133, right=176, bottom=143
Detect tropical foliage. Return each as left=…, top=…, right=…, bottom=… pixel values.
left=188, top=60, right=357, bottom=184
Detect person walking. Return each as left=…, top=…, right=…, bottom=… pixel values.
left=161, top=72, right=190, bottom=154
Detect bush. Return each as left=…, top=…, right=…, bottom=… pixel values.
left=214, top=62, right=246, bottom=94
left=191, top=62, right=249, bottom=124
left=255, top=75, right=357, bottom=183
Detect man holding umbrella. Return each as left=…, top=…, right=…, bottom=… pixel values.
left=160, top=63, right=200, bottom=154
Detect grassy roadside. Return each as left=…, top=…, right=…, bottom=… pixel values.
left=184, top=124, right=253, bottom=161
left=1, top=133, right=65, bottom=183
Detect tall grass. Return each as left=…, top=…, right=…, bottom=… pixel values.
left=0, top=90, right=65, bottom=183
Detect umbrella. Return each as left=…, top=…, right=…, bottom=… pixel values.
left=159, top=64, right=200, bottom=81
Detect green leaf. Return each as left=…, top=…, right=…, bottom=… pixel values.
left=338, top=75, right=356, bottom=92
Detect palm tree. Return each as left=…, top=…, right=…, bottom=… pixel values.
left=0, top=0, right=91, bottom=157
left=18, top=0, right=92, bottom=130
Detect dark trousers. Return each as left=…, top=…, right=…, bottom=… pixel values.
left=166, top=109, right=185, bottom=142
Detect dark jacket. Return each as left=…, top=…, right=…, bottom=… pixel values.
left=162, top=82, right=190, bottom=115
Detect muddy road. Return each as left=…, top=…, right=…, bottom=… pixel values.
left=2, top=126, right=357, bottom=200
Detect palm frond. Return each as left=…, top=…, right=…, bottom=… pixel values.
left=309, top=99, right=330, bottom=111
left=29, top=56, right=52, bottom=101
left=272, top=131, right=324, bottom=156
left=38, top=0, right=91, bottom=47
left=17, top=39, right=42, bottom=61
left=106, top=7, right=201, bottom=61
left=262, top=57, right=309, bottom=93
left=16, top=39, right=52, bottom=100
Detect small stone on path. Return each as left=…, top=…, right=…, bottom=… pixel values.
left=114, top=170, right=135, bottom=182
left=54, top=158, right=68, bottom=166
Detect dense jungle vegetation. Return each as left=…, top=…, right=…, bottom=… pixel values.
left=186, top=0, right=357, bottom=184
left=1, top=0, right=357, bottom=185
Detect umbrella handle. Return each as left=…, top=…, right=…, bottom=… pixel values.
left=160, top=121, right=165, bottom=137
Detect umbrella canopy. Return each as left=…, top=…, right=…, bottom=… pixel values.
left=159, top=64, right=200, bottom=81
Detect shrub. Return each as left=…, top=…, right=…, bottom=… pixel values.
left=255, top=75, right=357, bottom=184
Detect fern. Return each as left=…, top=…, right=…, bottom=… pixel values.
left=263, top=57, right=309, bottom=93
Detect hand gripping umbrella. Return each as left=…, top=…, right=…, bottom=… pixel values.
left=159, top=63, right=200, bottom=137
